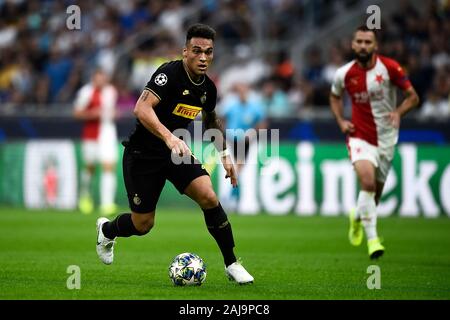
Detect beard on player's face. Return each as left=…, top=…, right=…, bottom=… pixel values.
left=353, top=49, right=374, bottom=64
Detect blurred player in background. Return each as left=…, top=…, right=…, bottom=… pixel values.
left=220, top=82, right=266, bottom=210
left=329, top=26, right=419, bottom=259
left=95, top=24, right=254, bottom=284
left=73, top=69, right=118, bottom=216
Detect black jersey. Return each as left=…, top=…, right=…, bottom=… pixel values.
left=125, top=60, right=217, bottom=154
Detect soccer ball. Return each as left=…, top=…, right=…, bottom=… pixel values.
left=168, top=252, right=207, bottom=286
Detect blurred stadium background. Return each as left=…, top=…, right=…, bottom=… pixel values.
left=0, top=0, right=449, bottom=215
left=0, top=0, right=449, bottom=300
left=0, top=0, right=450, bottom=215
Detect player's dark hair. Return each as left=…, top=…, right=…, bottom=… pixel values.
left=186, top=24, right=216, bottom=44
left=354, top=25, right=378, bottom=41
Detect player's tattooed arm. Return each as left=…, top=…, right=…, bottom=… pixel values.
left=134, top=90, right=191, bottom=156
left=203, top=110, right=237, bottom=187
left=140, top=90, right=150, bottom=101
left=202, top=110, right=227, bottom=152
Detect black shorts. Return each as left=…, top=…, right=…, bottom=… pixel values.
left=122, top=147, right=209, bottom=213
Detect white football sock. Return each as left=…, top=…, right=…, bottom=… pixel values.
left=101, top=171, right=116, bottom=207
left=356, top=190, right=378, bottom=240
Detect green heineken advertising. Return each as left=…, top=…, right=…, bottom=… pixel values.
left=0, top=141, right=449, bottom=217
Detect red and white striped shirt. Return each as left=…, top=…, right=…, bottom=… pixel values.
left=331, top=55, right=412, bottom=148
left=74, top=84, right=118, bottom=141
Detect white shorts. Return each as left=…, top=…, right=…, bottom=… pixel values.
left=82, top=139, right=118, bottom=165
left=347, top=137, right=395, bottom=183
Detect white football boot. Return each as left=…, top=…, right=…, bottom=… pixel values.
left=225, top=260, right=254, bottom=285
left=96, top=217, right=116, bottom=265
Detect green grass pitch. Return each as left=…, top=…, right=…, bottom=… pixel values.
left=0, top=207, right=449, bottom=300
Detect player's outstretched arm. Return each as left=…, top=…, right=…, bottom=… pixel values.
left=134, top=89, right=191, bottom=156
left=388, top=87, right=420, bottom=129
left=202, top=110, right=238, bottom=187
left=329, top=93, right=355, bottom=134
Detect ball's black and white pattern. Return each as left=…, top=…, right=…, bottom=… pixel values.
left=155, top=73, right=168, bottom=86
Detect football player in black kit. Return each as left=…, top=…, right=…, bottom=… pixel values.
left=95, top=24, right=254, bottom=284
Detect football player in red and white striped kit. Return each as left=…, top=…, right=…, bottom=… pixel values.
left=74, top=69, right=118, bottom=216
left=330, top=26, right=419, bottom=259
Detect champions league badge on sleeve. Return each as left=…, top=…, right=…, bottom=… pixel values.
left=155, top=73, right=168, bottom=86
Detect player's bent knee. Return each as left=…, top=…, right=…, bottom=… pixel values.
left=198, top=190, right=218, bottom=209
left=134, top=219, right=154, bottom=235
left=360, top=179, right=376, bottom=192
left=131, top=212, right=155, bottom=235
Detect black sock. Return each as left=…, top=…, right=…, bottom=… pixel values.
left=202, top=203, right=237, bottom=267
left=102, top=213, right=143, bottom=239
